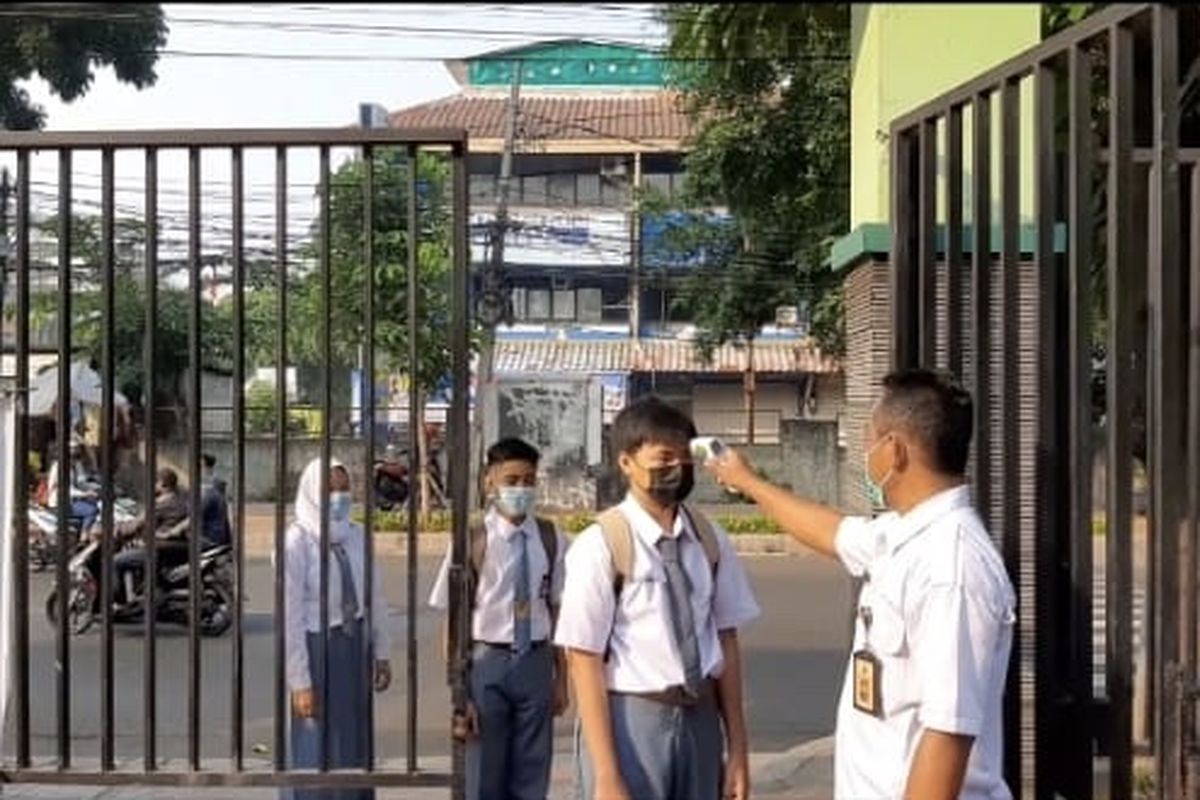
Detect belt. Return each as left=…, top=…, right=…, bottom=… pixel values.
left=613, top=679, right=716, bottom=708
left=476, top=639, right=548, bottom=653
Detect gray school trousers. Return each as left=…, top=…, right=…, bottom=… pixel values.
left=576, top=690, right=724, bottom=800
left=467, top=641, right=556, bottom=800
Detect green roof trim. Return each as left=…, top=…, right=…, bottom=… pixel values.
left=469, top=41, right=666, bottom=88
left=829, top=222, right=1069, bottom=272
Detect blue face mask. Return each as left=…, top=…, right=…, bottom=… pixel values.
left=329, top=492, right=352, bottom=522
left=495, top=486, right=537, bottom=519
left=863, top=437, right=894, bottom=510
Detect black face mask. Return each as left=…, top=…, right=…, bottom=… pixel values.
left=646, top=463, right=694, bottom=506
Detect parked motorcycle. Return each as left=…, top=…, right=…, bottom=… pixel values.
left=44, top=520, right=234, bottom=637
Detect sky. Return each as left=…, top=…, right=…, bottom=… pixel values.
left=8, top=3, right=666, bottom=279
left=24, top=3, right=666, bottom=131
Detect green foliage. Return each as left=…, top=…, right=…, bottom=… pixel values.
left=1042, top=4, right=1106, bottom=37
left=656, top=4, right=850, bottom=357
left=0, top=5, right=166, bottom=129
left=360, top=508, right=782, bottom=536
left=243, top=149, right=459, bottom=393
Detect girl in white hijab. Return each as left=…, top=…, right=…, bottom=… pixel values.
left=281, top=458, right=391, bottom=800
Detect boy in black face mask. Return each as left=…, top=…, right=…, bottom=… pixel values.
left=554, top=397, right=761, bottom=800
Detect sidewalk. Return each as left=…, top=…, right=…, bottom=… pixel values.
left=0, top=738, right=836, bottom=798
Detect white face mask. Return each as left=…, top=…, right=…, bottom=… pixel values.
left=495, top=486, right=537, bottom=519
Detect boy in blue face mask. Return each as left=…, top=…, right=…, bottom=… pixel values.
left=428, top=437, right=568, bottom=800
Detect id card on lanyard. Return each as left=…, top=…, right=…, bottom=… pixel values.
left=852, top=564, right=884, bottom=718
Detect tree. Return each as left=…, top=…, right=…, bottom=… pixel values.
left=245, top=148, right=461, bottom=512
left=0, top=4, right=166, bottom=129
left=654, top=3, right=850, bottom=440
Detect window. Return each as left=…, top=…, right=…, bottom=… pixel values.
left=600, top=174, right=630, bottom=208
left=577, top=288, right=603, bottom=323
left=642, top=173, right=672, bottom=197
left=553, top=289, right=575, bottom=320
left=470, top=174, right=495, bottom=204
left=602, top=283, right=630, bottom=324
left=576, top=174, right=601, bottom=206
left=521, top=175, right=549, bottom=205
left=527, top=289, right=551, bottom=320
left=510, top=287, right=527, bottom=320
left=548, top=173, right=576, bottom=205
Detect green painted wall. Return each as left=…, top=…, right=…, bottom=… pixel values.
left=850, top=4, right=1041, bottom=228
left=469, top=41, right=666, bottom=88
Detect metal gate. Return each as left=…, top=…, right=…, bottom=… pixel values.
left=0, top=127, right=473, bottom=791
left=889, top=5, right=1200, bottom=798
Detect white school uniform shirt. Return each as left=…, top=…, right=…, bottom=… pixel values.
left=833, top=485, right=1016, bottom=800
left=428, top=507, right=569, bottom=644
left=553, top=495, right=761, bottom=693
left=280, top=459, right=392, bottom=691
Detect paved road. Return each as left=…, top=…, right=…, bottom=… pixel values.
left=9, top=553, right=853, bottom=770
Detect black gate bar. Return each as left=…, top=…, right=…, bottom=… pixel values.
left=1107, top=21, right=1136, bottom=798
left=1149, top=6, right=1184, bottom=796
left=970, top=91, right=993, bottom=525
left=361, top=144, right=377, bottom=772
left=187, top=145, right=203, bottom=772
left=1065, top=40, right=1095, bottom=777
left=998, top=76, right=1023, bottom=794
left=917, top=119, right=937, bottom=366
left=143, top=146, right=159, bottom=772
left=55, top=147, right=72, bottom=771
left=945, top=105, right=964, bottom=377
left=99, top=145, right=117, bottom=773
left=318, top=143, right=334, bottom=774
left=405, top=145, right=421, bottom=775
left=12, top=148, right=30, bottom=771
left=231, top=144, right=247, bottom=771
left=273, top=143, right=289, bottom=773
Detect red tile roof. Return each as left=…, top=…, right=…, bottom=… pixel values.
left=493, top=338, right=839, bottom=375
left=388, top=91, right=694, bottom=145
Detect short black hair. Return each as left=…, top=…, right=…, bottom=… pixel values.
left=877, top=368, right=974, bottom=476
left=486, top=438, right=540, bottom=468
left=611, top=396, right=697, bottom=456
left=157, top=467, right=179, bottom=490
left=202, top=453, right=216, bottom=469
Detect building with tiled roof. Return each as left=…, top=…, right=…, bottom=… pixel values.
left=384, top=40, right=842, bottom=501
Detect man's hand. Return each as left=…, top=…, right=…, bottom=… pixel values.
left=703, top=447, right=760, bottom=495
left=723, top=752, right=750, bottom=800
left=552, top=670, right=570, bottom=717
left=451, top=701, right=480, bottom=741
left=374, top=660, right=392, bottom=692
left=291, top=689, right=316, bottom=719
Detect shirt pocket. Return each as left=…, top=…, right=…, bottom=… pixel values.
left=869, top=583, right=916, bottom=718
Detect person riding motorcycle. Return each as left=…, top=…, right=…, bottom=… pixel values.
left=200, top=453, right=232, bottom=547
left=113, top=467, right=190, bottom=608
left=45, top=439, right=100, bottom=533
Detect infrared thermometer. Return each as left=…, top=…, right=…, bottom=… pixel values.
left=689, top=436, right=728, bottom=463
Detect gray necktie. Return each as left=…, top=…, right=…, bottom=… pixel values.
left=331, top=542, right=360, bottom=625
left=514, top=531, right=532, bottom=654
left=657, top=536, right=702, bottom=695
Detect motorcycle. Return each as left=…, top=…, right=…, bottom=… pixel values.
left=27, top=494, right=140, bottom=573
left=374, top=447, right=410, bottom=512
left=45, top=519, right=234, bottom=637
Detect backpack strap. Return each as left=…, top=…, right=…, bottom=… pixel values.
left=534, top=516, right=558, bottom=598
left=597, top=507, right=635, bottom=598
left=680, top=503, right=721, bottom=579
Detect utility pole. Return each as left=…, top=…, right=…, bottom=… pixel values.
left=630, top=152, right=642, bottom=343
left=470, top=60, right=522, bottom=509
left=0, top=169, right=10, bottom=356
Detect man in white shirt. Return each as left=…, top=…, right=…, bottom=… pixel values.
left=706, top=368, right=1016, bottom=800
left=429, top=438, right=569, bottom=800
left=555, top=397, right=760, bottom=800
